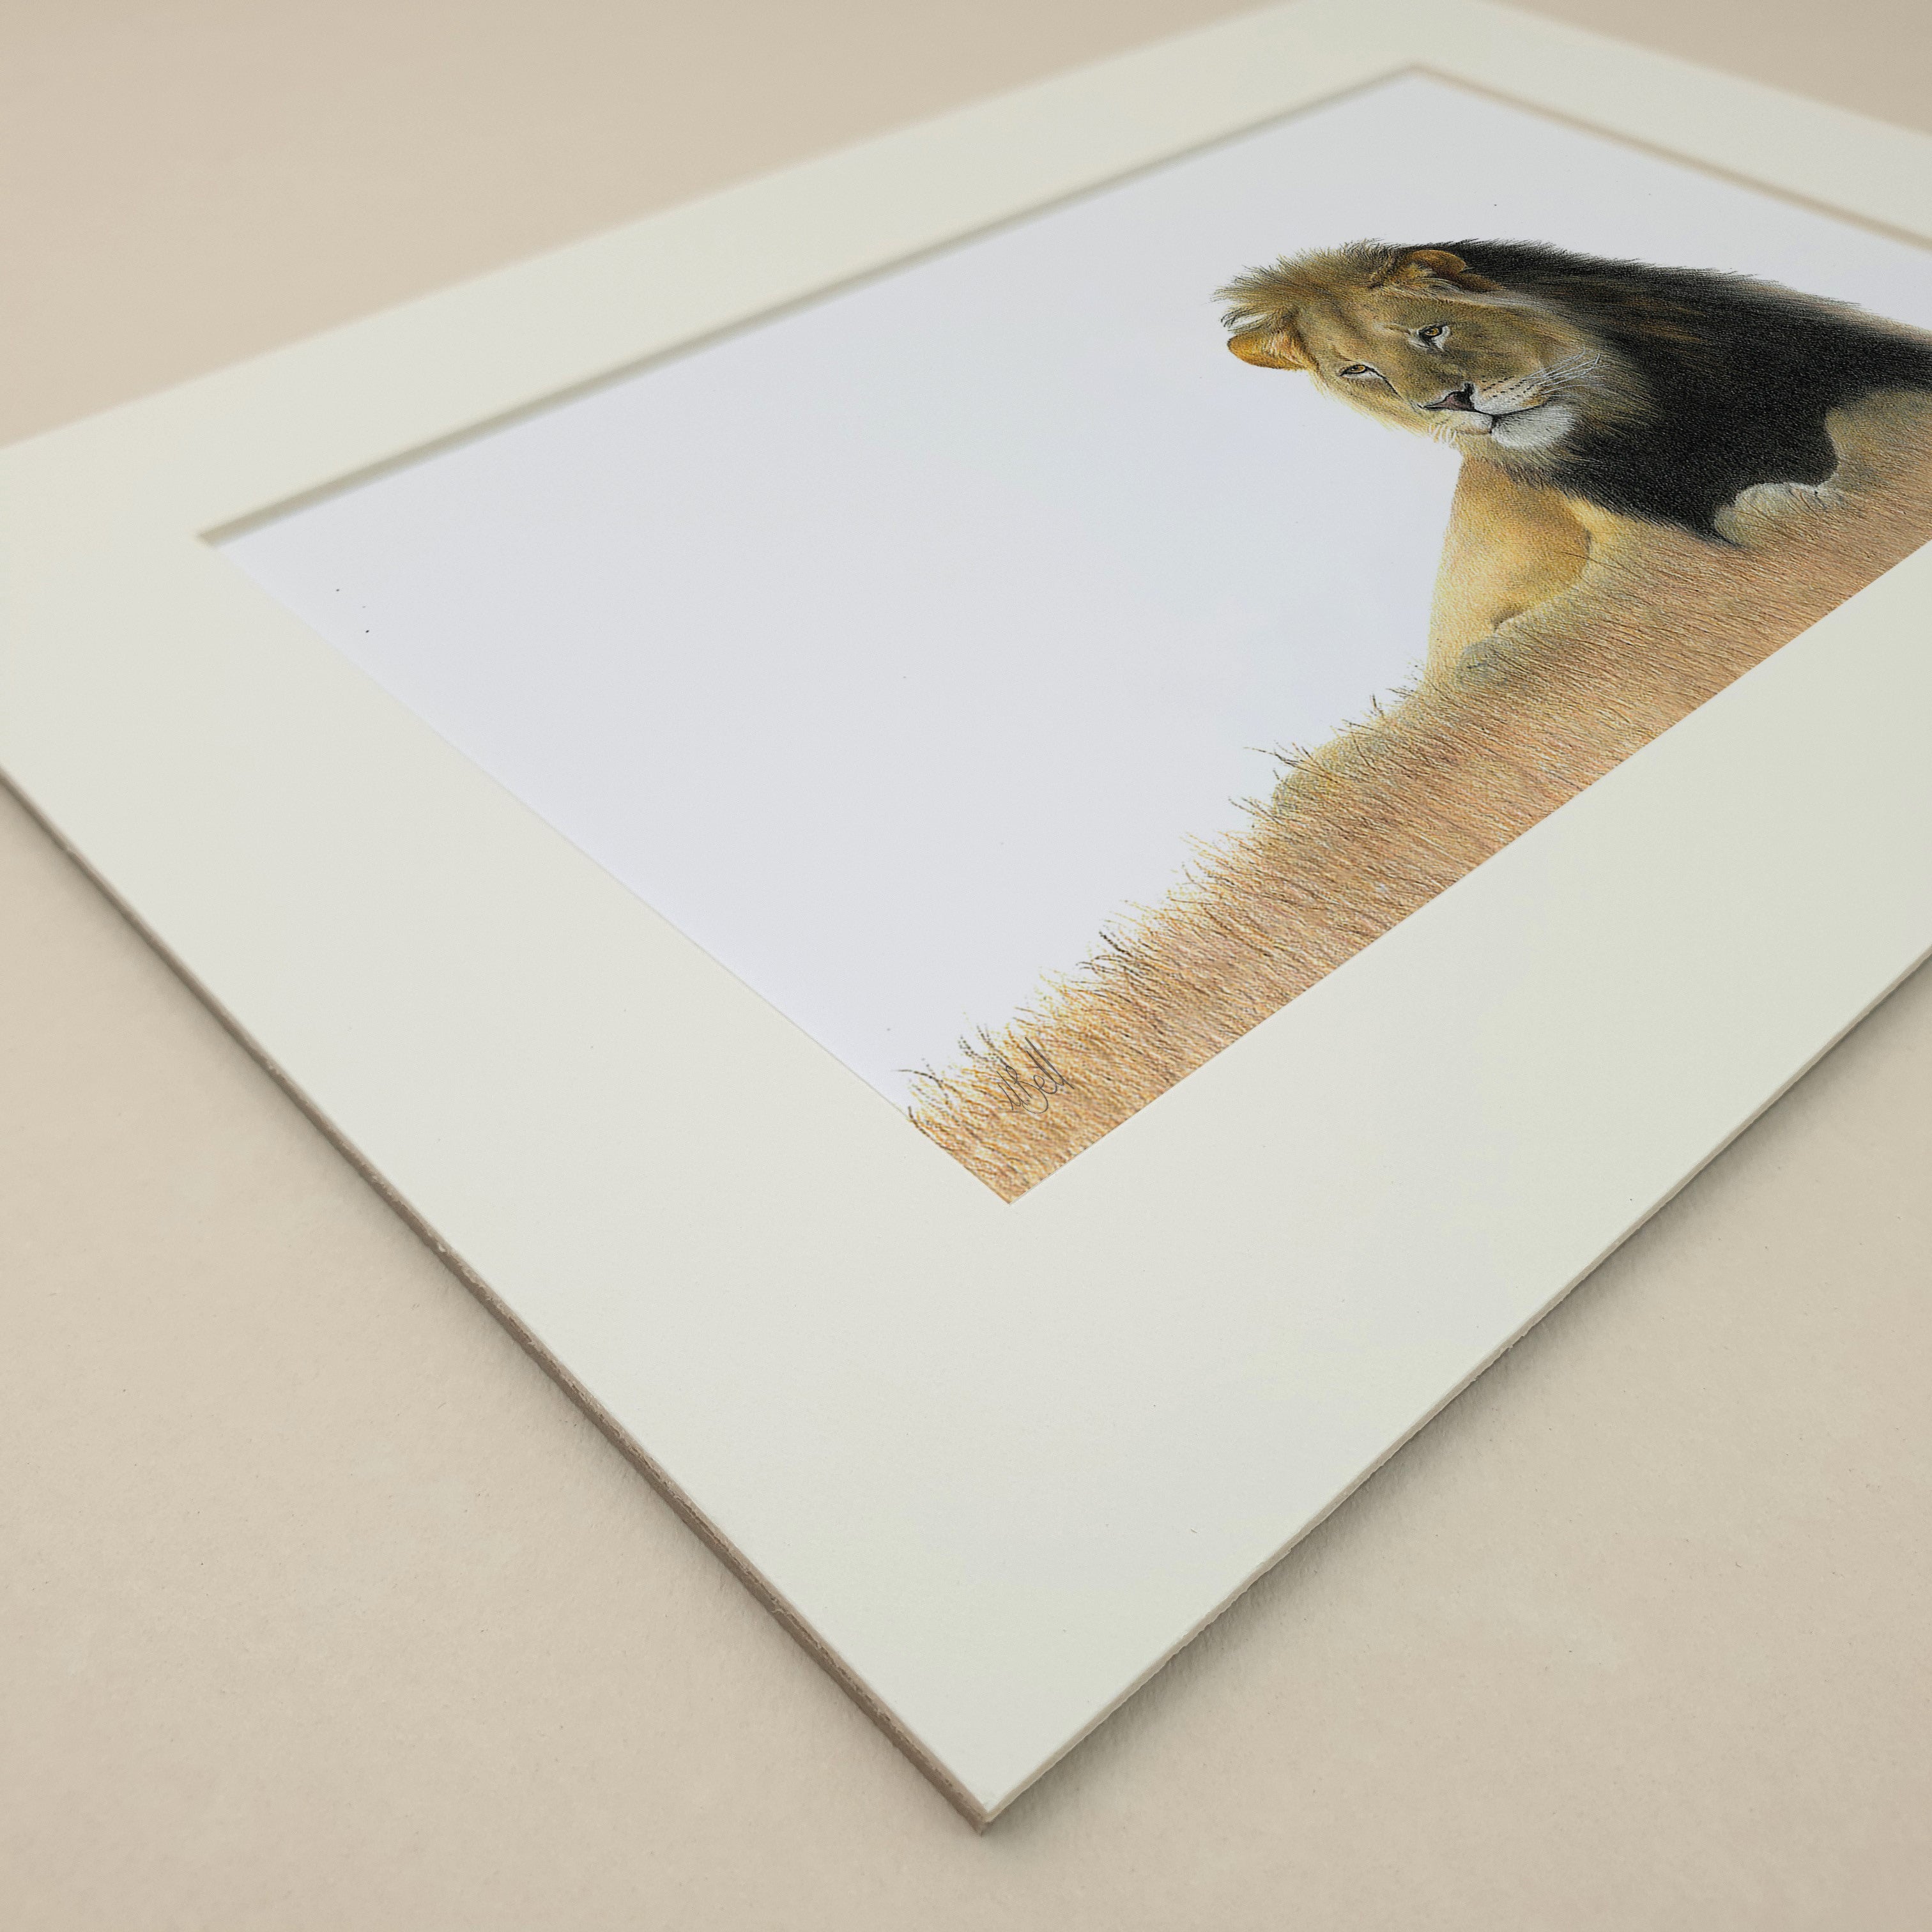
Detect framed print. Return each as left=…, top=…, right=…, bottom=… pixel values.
left=5, top=0, right=1931, bottom=1825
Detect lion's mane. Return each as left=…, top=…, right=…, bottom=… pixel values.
left=1221, top=240, right=1932, bottom=538
left=1426, top=241, right=1932, bottom=535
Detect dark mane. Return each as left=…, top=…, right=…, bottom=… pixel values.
left=1441, top=240, right=1932, bottom=536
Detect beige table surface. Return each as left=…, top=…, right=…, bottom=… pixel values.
left=4, top=2, right=1929, bottom=1922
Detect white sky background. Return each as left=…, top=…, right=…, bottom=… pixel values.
left=224, top=75, right=1932, bottom=1105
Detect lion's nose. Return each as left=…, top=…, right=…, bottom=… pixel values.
left=1423, top=384, right=1478, bottom=412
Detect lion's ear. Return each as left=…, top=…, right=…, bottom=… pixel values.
left=1387, top=247, right=1499, bottom=293
left=1227, top=325, right=1310, bottom=371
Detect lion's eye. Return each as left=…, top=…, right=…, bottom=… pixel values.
left=1418, top=323, right=1449, bottom=342
left=1339, top=364, right=1375, bottom=378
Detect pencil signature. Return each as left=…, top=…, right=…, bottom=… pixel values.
left=905, top=1032, right=1070, bottom=1119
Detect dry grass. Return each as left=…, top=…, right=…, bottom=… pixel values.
left=910, top=417, right=1932, bottom=1199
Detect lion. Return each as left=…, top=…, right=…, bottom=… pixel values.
left=1218, top=240, right=1932, bottom=680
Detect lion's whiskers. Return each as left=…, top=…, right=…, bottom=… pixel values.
left=1540, top=351, right=1604, bottom=389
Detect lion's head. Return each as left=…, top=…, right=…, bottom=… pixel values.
left=1218, top=238, right=1932, bottom=536
left=1218, top=242, right=1629, bottom=460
